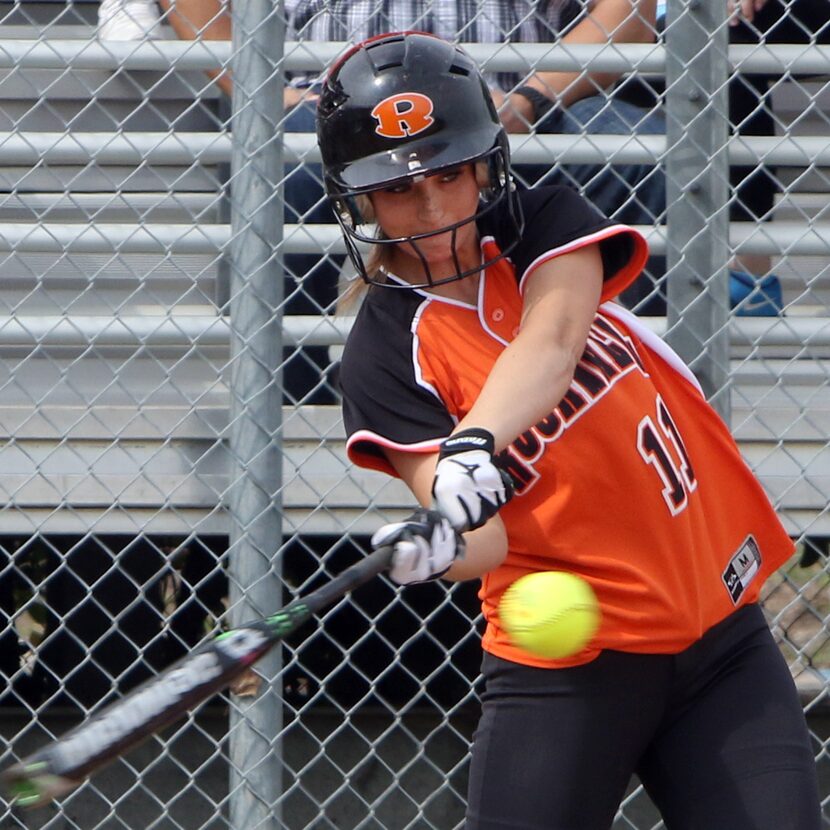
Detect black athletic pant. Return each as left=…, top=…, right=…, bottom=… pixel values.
left=466, top=604, right=820, bottom=830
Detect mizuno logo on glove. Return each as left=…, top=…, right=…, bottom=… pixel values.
left=443, top=434, right=490, bottom=450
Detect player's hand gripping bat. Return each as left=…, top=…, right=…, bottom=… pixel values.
left=2, top=545, right=394, bottom=809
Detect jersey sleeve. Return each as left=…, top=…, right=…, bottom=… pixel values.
left=338, top=293, right=455, bottom=476
left=503, top=186, right=649, bottom=301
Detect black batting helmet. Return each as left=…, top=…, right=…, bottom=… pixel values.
left=316, top=31, right=523, bottom=288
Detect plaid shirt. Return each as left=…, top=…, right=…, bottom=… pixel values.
left=286, top=0, right=584, bottom=90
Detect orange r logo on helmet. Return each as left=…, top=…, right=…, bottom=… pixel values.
left=371, top=93, right=435, bottom=139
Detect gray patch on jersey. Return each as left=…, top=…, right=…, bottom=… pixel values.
left=722, top=535, right=762, bottom=604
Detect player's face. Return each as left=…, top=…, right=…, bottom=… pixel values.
left=369, top=165, right=481, bottom=282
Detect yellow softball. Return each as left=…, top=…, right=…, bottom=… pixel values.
left=500, top=571, right=601, bottom=659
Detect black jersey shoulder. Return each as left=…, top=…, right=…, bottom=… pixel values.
left=481, top=184, right=637, bottom=284
left=339, top=285, right=455, bottom=449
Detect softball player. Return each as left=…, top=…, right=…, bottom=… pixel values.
left=316, top=32, right=821, bottom=829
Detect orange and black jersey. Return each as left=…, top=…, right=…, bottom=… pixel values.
left=341, top=185, right=646, bottom=457
left=339, top=185, right=794, bottom=668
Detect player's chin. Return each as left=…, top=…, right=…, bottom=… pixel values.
left=408, top=236, right=467, bottom=266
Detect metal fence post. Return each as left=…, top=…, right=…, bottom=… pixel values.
left=664, top=0, right=731, bottom=419
left=227, top=2, right=285, bottom=827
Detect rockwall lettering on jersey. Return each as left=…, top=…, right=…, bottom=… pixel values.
left=497, top=313, right=647, bottom=494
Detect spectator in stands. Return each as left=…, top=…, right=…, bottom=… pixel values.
left=104, top=0, right=663, bottom=399
left=111, top=0, right=664, bottom=230
left=617, top=0, right=830, bottom=314
left=511, top=0, right=828, bottom=316
left=100, top=0, right=339, bottom=402
left=727, top=0, right=829, bottom=311
left=317, top=32, right=821, bottom=829
left=98, top=0, right=827, bottom=320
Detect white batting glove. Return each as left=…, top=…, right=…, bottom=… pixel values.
left=371, top=508, right=465, bottom=585
left=431, top=428, right=514, bottom=532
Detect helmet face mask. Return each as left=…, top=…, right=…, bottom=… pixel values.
left=332, top=148, right=517, bottom=289
left=317, top=32, right=524, bottom=289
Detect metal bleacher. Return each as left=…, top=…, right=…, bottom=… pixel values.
left=729, top=72, right=830, bottom=544
left=0, top=1, right=229, bottom=537
left=0, top=0, right=828, bottom=548
left=0, top=1, right=413, bottom=540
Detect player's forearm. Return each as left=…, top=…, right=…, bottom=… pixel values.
left=444, top=516, right=509, bottom=581
left=159, top=0, right=231, bottom=40
left=456, top=247, right=603, bottom=452
left=158, top=0, right=233, bottom=96
left=457, top=337, right=583, bottom=452
left=529, top=0, right=658, bottom=105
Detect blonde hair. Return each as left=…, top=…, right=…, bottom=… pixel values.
left=337, top=248, right=386, bottom=313
left=336, top=193, right=392, bottom=314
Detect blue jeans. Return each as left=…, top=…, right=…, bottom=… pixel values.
left=283, top=101, right=340, bottom=403
left=516, top=94, right=668, bottom=314
left=522, top=94, right=666, bottom=228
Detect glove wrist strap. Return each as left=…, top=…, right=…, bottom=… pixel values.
left=439, top=427, right=495, bottom=458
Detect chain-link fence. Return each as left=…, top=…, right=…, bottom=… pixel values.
left=0, top=0, right=828, bottom=827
